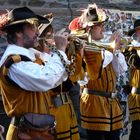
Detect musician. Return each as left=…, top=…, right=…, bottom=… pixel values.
left=36, top=14, right=81, bottom=140
left=69, top=4, right=126, bottom=140
left=0, top=7, right=69, bottom=140
left=122, top=19, right=140, bottom=140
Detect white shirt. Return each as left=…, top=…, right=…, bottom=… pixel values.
left=0, top=44, right=68, bottom=92
left=91, top=39, right=127, bottom=71
left=101, top=49, right=113, bottom=68
left=112, top=50, right=128, bottom=76
left=131, top=40, right=140, bottom=57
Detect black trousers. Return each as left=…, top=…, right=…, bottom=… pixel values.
left=129, top=120, right=140, bottom=140
left=0, top=98, right=11, bottom=139
left=86, top=129, right=121, bottom=140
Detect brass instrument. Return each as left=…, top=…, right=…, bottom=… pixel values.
left=69, top=25, right=140, bottom=53
left=69, top=34, right=140, bottom=54
left=120, top=37, right=140, bottom=52
left=85, top=41, right=116, bottom=53
left=72, top=33, right=137, bottom=53
left=121, top=45, right=140, bottom=54
left=38, top=32, right=134, bottom=54
left=68, top=35, right=116, bottom=53
left=85, top=33, right=134, bottom=52
left=120, top=36, right=132, bottom=46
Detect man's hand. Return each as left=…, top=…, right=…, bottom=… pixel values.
left=54, top=28, right=69, bottom=52
left=109, top=30, right=122, bottom=50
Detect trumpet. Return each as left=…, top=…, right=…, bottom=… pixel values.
left=85, top=41, right=116, bottom=52
left=119, top=36, right=140, bottom=52
left=121, top=44, right=140, bottom=52
left=69, top=31, right=128, bottom=53
left=68, top=34, right=116, bottom=52
left=38, top=33, right=133, bottom=54
left=120, top=36, right=132, bottom=46
left=84, top=36, right=135, bottom=53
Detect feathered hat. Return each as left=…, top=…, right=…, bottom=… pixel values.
left=69, top=3, right=108, bottom=35
left=81, top=4, right=108, bottom=27
left=0, top=7, right=50, bottom=31
left=69, top=16, right=86, bottom=36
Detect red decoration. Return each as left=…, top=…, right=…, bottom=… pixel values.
left=69, top=17, right=82, bottom=31
left=0, top=12, right=9, bottom=30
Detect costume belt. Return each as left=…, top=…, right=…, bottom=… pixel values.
left=52, top=92, right=71, bottom=107
left=131, top=87, right=140, bottom=94
left=83, top=88, right=117, bottom=98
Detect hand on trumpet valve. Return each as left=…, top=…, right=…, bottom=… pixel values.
left=54, top=28, right=69, bottom=52
left=109, top=30, right=122, bottom=50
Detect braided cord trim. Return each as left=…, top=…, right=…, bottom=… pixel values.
left=46, top=42, right=71, bottom=75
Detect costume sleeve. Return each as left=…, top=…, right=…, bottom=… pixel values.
left=84, top=49, right=113, bottom=78
left=69, top=53, right=83, bottom=82
left=8, top=52, right=68, bottom=92
left=122, top=48, right=140, bottom=69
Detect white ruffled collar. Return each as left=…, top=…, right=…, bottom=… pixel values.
left=0, top=44, right=36, bottom=67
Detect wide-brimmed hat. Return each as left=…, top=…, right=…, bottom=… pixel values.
left=69, top=4, right=108, bottom=37
left=1, top=7, right=50, bottom=30
left=81, top=4, right=108, bottom=28
left=69, top=4, right=108, bottom=34
left=38, top=13, right=53, bottom=36
left=128, top=19, right=140, bottom=36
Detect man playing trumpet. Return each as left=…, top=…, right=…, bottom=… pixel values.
left=122, top=19, right=140, bottom=140
left=69, top=4, right=127, bottom=140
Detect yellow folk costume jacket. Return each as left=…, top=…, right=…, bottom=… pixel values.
left=123, top=48, right=140, bottom=121
left=0, top=44, right=69, bottom=140
left=0, top=54, right=61, bottom=140
left=39, top=53, right=82, bottom=140
left=0, top=55, right=51, bottom=117
left=0, top=44, right=69, bottom=117
left=80, top=49, right=123, bottom=131
left=1, top=57, right=80, bottom=140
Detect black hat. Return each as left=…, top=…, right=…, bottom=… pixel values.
left=3, top=7, right=50, bottom=30
left=128, top=19, right=140, bottom=36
